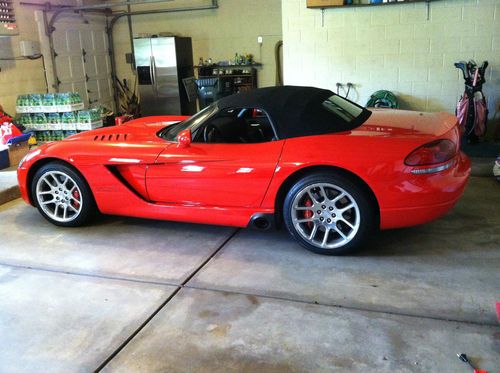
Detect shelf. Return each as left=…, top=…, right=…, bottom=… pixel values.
left=194, top=63, right=262, bottom=69
left=198, top=74, right=255, bottom=78
left=308, top=0, right=432, bottom=9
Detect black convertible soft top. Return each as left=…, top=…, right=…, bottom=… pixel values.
left=216, top=86, right=371, bottom=139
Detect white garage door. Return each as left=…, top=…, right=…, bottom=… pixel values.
left=36, top=12, right=114, bottom=111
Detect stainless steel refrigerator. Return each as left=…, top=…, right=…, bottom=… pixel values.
left=133, top=36, right=196, bottom=116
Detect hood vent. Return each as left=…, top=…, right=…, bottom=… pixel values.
left=94, top=133, right=129, bottom=142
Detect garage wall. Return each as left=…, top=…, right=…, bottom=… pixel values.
left=112, top=0, right=282, bottom=89
left=282, top=0, right=499, bottom=129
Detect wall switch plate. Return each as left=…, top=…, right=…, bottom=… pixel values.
left=257, top=36, right=263, bottom=44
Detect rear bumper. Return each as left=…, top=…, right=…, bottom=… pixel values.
left=380, top=195, right=463, bottom=229
left=380, top=151, right=470, bottom=229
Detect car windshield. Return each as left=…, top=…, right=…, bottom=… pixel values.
left=159, top=104, right=218, bottom=141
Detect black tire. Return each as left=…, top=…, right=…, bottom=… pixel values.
left=283, top=172, right=376, bottom=255
left=31, top=162, right=97, bottom=227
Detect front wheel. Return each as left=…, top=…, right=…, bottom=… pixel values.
left=32, top=162, right=96, bottom=227
left=283, top=172, right=376, bottom=255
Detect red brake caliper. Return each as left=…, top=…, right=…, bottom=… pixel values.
left=304, top=198, right=313, bottom=229
left=72, top=190, right=81, bottom=209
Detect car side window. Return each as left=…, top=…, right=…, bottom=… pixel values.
left=193, top=107, right=276, bottom=144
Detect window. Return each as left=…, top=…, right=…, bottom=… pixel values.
left=321, top=95, right=364, bottom=123
left=193, top=107, right=276, bottom=144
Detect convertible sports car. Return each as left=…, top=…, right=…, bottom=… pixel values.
left=17, top=86, right=470, bottom=255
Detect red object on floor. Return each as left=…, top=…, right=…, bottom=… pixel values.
left=474, top=370, right=487, bottom=373
left=115, top=115, right=133, bottom=126
left=496, top=302, right=500, bottom=322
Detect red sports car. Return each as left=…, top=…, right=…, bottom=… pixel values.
left=17, top=86, right=470, bottom=255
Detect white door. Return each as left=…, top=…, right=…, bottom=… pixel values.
left=36, top=12, right=114, bottom=111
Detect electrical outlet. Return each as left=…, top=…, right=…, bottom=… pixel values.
left=257, top=36, right=263, bottom=45
left=125, top=53, right=134, bottom=64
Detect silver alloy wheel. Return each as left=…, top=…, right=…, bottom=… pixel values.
left=291, top=182, right=360, bottom=249
left=35, top=171, right=83, bottom=223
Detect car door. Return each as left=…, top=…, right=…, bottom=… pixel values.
left=146, top=140, right=284, bottom=208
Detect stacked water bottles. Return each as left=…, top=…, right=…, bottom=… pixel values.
left=16, top=93, right=103, bottom=142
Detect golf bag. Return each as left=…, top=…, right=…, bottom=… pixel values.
left=454, top=60, right=488, bottom=143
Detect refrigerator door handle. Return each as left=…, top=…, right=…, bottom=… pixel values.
left=151, top=56, right=158, bottom=94
left=149, top=56, right=155, bottom=93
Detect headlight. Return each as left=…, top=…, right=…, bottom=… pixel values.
left=19, top=148, right=41, bottom=168
left=18, top=154, right=28, bottom=168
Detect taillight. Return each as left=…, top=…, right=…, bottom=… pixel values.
left=405, top=139, right=456, bottom=166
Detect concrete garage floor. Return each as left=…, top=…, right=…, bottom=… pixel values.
left=0, top=177, right=498, bottom=372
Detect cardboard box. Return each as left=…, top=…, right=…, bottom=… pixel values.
left=8, top=140, right=29, bottom=167
left=307, top=0, right=343, bottom=7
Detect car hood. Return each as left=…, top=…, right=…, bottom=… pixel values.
left=355, top=109, right=458, bottom=138
left=63, top=119, right=181, bottom=144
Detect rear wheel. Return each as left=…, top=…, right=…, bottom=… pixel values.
left=32, top=162, right=96, bottom=227
left=283, top=172, right=376, bottom=255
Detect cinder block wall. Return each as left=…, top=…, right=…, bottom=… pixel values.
left=113, top=0, right=283, bottom=90
left=282, top=0, right=499, bottom=131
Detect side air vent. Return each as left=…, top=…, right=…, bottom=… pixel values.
left=93, top=133, right=129, bottom=142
